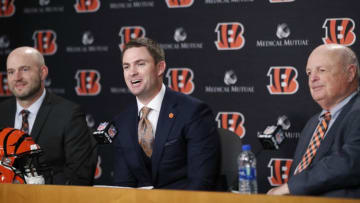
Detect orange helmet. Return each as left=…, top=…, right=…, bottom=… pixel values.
left=0, top=127, right=44, bottom=184
left=0, top=164, right=25, bottom=184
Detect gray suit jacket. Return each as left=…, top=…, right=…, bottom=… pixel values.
left=288, top=93, right=360, bottom=198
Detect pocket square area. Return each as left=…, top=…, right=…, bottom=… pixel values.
left=164, top=139, right=179, bottom=146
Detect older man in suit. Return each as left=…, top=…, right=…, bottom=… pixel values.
left=0, top=47, right=97, bottom=185
left=112, top=37, right=220, bottom=190
left=267, top=44, right=360, bottom=198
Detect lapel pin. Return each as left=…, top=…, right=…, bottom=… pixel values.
left=169, top=113, right=174, bottom=119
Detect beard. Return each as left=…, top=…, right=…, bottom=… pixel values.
left=11, top=78, right=43, bottom=101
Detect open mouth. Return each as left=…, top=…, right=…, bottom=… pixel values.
left=15, top=82, right=27, bottom=89
left=131, top=79, right=141, bottom=85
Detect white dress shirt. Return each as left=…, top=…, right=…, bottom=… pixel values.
left=137, top=84, right=166, bottom=137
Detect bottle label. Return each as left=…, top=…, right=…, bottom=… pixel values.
left=239, top=167, right=256, bottom=180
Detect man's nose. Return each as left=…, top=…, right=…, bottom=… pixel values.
left=129, top=66, right=138, bottom=76
left=14, top=71, right=23, bottom=80
left=309, top=72, right=318, bottom=82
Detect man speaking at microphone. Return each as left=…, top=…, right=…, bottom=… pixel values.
left=0, top=47, right=97, bottom=185
left=112, top=37, right=220, bottom=190
left=267, top=44, right=360, bottom=198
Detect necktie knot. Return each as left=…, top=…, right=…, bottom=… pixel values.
left=323, top=111, right=331, bottom=122
left=20, top=109, right=30, bottom=118
left=140, top=107, right=151, bottom=119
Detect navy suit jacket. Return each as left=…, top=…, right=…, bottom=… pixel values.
left=0, top=91, right=97, bottom=185
left=112, top=88, right=220, bottom=190
left=288, top=93, right=360, bottom=198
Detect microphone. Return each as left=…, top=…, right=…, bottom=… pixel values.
left=92, top=121, right=117, bottom=144
left=67, top=121, right=117, bottom=185
left=257, top=115, right=291, bottom=150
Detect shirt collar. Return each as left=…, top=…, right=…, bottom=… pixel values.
left=16, top=89, right=47, bottom=116
left=137, top=84, right=166, bottom=115
left=319, top=91, right=358, bottom=119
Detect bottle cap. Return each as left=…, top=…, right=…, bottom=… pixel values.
left=242, top=144, right=251, bottom=151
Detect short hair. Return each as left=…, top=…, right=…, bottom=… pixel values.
left=325, top=44, right=360, bottom=83
left=342, top=46, right=360, bottom=81
left=122, top=37, right=165, bottom=64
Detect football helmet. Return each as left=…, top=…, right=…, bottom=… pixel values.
left=0, top=127, right=45, bottom=184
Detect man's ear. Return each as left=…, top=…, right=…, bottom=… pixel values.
left=157, top=61, right=166, bottom=76
left=40, top=65, right=49, bottom=81
left=346, top=64, right=357, bottom=82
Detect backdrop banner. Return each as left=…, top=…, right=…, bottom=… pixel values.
left=0, top=0, right=358, bottom=193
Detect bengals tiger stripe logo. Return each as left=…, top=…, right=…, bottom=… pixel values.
left=165, top=0, right=194, bottom=8
left=166, top=68, right=194, bottom=95
left=94, top=156, right=102, bottom=179
left=0, top=0, right=15, bottom=17
left=74, top=0, right=100, bottom=13
left=322, top=18, right=356, bottom=46
left=0, top=72, right=12, bottom=97
left=268, top=158, right=293, bottom=186
left=75, top=70, right=101, bottom=96
left=32, top=30, right=57, bottom=55
left=215, top=22, right=245, bottom=50
left=118, top=26, right=146, bottom=52
left=215, top=112, right=246, bottom=138
left=267, top=66, right=299, bottom=95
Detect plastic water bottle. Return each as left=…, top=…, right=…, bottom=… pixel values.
left=238, top=144, right=258, bottom=194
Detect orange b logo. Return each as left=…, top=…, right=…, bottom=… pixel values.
left=119, top=26, right=146, bottom=52
left=165, top=0, right=194, bottom=8
left=267, top=66, right=299, bottom=95
left=322, top=18, right=356, bottom=46
left=166, top=68, right=195, bottom=95
left=215, top=22, right=245, bottom=50
left=216, top=112, right=246, bottom=138
left=75, top=70, right=101, bottom=96
left=268, top=158, right=293, bottom=186
left=0, top=72, right=12, bottom=97
left=0, top=0, right=15, bottom=17
left=74, top=0, right=100, bottom=13
left=33, top=30, right=57, bottom=55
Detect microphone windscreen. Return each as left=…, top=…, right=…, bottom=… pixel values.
left=93, top=121, right=117, bottom=144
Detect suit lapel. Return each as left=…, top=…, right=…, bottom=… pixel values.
left=313, top=94, right=358, bottom=164
left=120, top=104, right=152, bottom=182
left=30, top=92, right=52, bottom=142
left=151, top=88, right=177, bottom=181
left=6, top=98, right=16, bottom=127
left=290, top=116, right=318, bottom=174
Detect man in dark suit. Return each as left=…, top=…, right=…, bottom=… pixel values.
left=267, top=44, right=360, bottom=198
left=113, top=37, right=220, bottom=190
left=0, top=47, right=97, bottom=185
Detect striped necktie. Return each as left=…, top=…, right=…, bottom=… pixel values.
left=294, top=112, right=331, bottom=175
left=138, top=107, right=154, bottom=157
left=20, top=109, right=30, bottom=134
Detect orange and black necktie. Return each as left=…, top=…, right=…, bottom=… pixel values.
left=20, top=109, right=30, bottom=134
left=138, top=107, right=154, bottom=157
left=294, top=112, right=331, bottom=175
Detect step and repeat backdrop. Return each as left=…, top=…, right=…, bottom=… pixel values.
left=0, top=0, right=359, bottom=193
